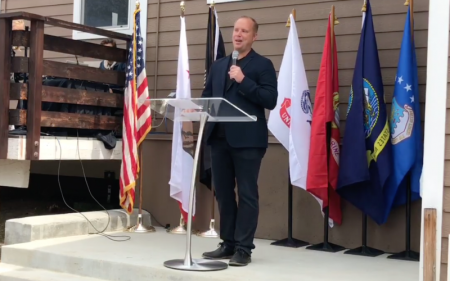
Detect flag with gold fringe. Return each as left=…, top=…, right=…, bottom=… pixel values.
left=119, top=3, right=152, bottom=214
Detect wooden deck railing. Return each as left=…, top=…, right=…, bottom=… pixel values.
left=0, top=12, right=132, bottom=160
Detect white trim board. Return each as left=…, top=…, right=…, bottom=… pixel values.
left=419, top=0, right=450, bottom=280
left=7, top=136, right=122, bottom=160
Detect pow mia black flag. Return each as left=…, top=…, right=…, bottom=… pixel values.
left=199, top=5, right=226, bottom=190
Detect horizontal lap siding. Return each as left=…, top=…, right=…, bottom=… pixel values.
left=146, top=0, right=429, bottom=139
left=3, top=0, right=75, bottom=61
left=3, top=0, right=126, bottom=65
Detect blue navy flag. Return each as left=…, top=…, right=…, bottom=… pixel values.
left=387, top=5, right=423, bottom=209
left=337, top=0, right=393, bottom=225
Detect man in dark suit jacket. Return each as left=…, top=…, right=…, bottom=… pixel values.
left=201, top=16, right=278, bottom=266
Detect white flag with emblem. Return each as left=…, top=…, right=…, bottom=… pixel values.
left=268, top=14, right=312, bottom=190
left=169, top=15, right=195, bottom=221
left=267, top=15, right=330, bottom=225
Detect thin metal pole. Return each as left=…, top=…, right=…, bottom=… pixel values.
left=183, top=113, right=208, bottom=266
left=138, top=146, right=143, bottom=218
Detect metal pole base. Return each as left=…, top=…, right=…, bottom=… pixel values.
left=168, top=215, right=193, bottom=235
left=271, top=237, right=309, bottom=248
left=128, top=214, right=156, bottom=233
left=167, top=225, right=188, bottom=235
left=306, top=242, right=345, bottom=253
left=387, top=250, right=420, bottom=262
left=197, top=219, right=219, bottom=238
left=344, top=245, right=384, bottom=257
left=164, top=259, right=228, bottom=271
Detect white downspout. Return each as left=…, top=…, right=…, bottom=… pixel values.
left=420, top=0, right=450, bottom=280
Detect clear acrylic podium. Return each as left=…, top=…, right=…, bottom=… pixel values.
left=141, top=97, right=257, bottom=271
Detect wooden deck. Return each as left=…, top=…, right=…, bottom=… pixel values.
left=0, top=12, right=130, bottom=161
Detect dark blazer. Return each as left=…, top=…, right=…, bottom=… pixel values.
left=201, top=49, right=278, bottom=148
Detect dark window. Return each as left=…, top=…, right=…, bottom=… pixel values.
left=82, top=0, right=129, bottom=28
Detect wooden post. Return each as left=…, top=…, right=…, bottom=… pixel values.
left=423, top=208, right=437, bottom=281
left=26, top=20, right=44, bottom=160
left=0, top=19, right=12, bottom=159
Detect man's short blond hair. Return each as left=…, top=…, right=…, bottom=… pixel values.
left=236, top=16, right=258, bottom=33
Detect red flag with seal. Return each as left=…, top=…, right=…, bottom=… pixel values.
left=306, top=14, right=342, bottom=225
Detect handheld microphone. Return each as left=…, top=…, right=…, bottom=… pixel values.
left=232, top=50, right=239, bottom=65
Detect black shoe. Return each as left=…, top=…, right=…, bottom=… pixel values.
left=229, top=249, right=251, bottom=266
left=202, top=243, right=235, bottom=260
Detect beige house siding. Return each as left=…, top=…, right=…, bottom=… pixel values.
left=3, top=0, right=73, bottom=59
left=2, top=0, right=128, bottom=65
left=4, top=0, right=443, bottom=272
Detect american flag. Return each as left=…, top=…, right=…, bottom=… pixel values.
left=119, top=7, right=152, bottom=214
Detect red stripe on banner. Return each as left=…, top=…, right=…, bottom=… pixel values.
left=178, top=201, right=195, bottom=223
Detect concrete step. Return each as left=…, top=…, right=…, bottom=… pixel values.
left=0, top=228, right=418, bottom=281
left=5, top=208, right=152, bottom=245
left=0, top=264, right=107, bottom=281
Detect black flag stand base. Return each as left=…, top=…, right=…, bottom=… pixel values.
left=387, top=183, right=420, bottom=262
left=271, top=237, right=309, bottom=248
left=387, top=249, right=420, bottom=261
left=271, top=172, right=309, bottom=248
left=344, top=214, right=384, bottom=257
left=306, top=207, right=345, bottom=253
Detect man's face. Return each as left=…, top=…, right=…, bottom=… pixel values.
left=232, top=18, right=257, bottom=53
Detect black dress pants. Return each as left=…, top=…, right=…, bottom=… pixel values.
left=210, top=138, right=266, bottom=255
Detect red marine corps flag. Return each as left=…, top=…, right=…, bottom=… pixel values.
left=306, top=13, right=342, bottom=225
left=119, top=5, right=152, bottom=214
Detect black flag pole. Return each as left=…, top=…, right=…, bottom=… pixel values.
left=306, top=181, right=345, bottom=252
left=271, top=169, right=309, bottom=248
left=197, top=2, right=226, bottom=238
left=344, top=213, right=384, bottom=257
left=306, top=205, right=345, bottom=252
left=387, top=176, right=419, bottom=261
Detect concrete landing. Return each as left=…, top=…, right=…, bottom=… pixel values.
left=5, top=209, right=151, bottom=245
left=0, top=264, right=106, bottom=281
left=1, top=227, right=418, bottom=281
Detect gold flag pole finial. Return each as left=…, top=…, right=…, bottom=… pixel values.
left=334, top=10, right=339, bottom=25
left=286, top=9, right=296, bottom=27
left=404, top=0, right=410, bottom=6
left=136, top=0, right=140, bottom=9
left=180, top=1, right=185, bottom=17
left=362, top=0, right=367, bottom=12
left=210, top=0, right=215, bottom=7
